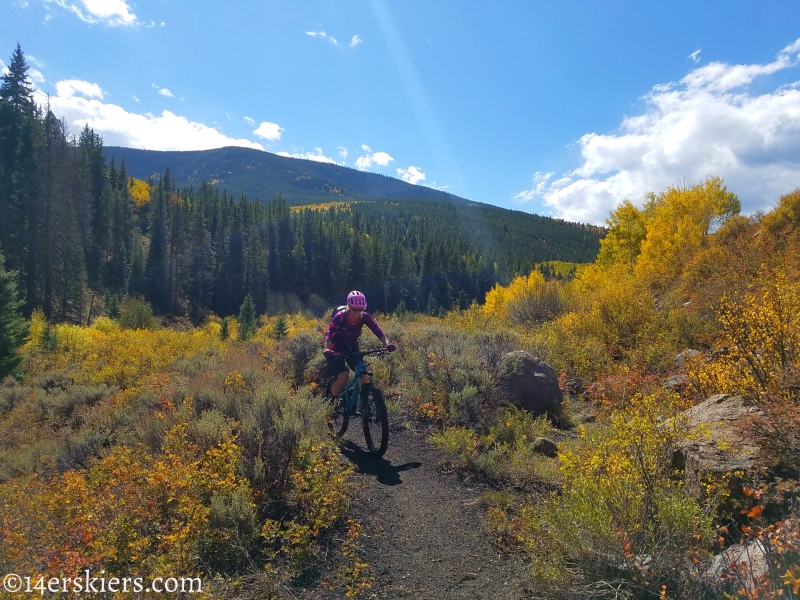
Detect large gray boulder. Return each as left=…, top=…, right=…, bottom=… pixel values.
left=673, top=394, right=762, bottom=500
left=496, top=351, right=562, bottom=421
left=674, top=349, right=701, bottom=369
left=705, top=540, right=769, bottom=593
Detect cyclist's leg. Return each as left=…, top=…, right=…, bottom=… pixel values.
left=326, top=355, right=350, bottom=398
left=331, top=371, right=349, bottom=397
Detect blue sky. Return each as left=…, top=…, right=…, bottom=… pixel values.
left=3, top=1, right=800, bottom=224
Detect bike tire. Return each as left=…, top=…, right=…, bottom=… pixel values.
left=361, top=385, right=389, bottom=457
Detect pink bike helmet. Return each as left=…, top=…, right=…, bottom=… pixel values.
left=346, top=290, right=367, bottom=309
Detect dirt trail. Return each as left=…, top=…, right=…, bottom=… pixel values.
left=338, top=424, right=534, bottom=599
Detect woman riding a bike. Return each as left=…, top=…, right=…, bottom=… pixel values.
left=323, top=291, right=395, bottom=399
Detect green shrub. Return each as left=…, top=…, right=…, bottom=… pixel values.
left=515, top=393, right=719, bottom=597
left=119, top=296, right=158, bottom=330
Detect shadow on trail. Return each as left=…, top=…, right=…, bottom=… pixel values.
left=340, top=440, right=421, bottom=486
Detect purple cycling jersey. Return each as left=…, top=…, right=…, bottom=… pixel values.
left=325, top=309, right=385, bottom=351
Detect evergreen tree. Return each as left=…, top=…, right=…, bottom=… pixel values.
left=0, top=251, right=28, bottom=379
left=188, top=198, right=214, bottom=319
left=0, top=45, right=35, bottom=115
left=106, top=160, right=134, bottom=294
left=105, top=293, right=120, bottom=319
left=39, top=319, right=58, bottom=354
left=272, top=314, right=288, bottom=340
left=220, top=316, right=229, bottom=341
left=238, top=294, right=256, bottom=340
left=42, top=108, right=86, bottom=321
left=0, top=44, right=43, bottom=314
left=426, top=293, right=437, bottom=316
left=145, top=179, right=169, bottom=310
left=79, top=125, right=107, bottom=287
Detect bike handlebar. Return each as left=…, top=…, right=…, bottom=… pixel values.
left=331, top=348, right=393, bottom=358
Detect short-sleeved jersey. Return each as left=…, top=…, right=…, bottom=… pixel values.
left=324, top=309, right=384, bottom=352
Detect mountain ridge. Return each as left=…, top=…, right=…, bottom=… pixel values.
left=103, top=145, right=475, bottom=207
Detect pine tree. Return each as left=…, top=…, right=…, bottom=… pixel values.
left=188, top=198, right=214, bottom=319
left=0, top=44, right=36, bottom=117
left=105, top=293, right=120, bottom=319
left=220, top=316, right=230, bottom=341
left=238, top=294, right=256, bottom=340
left=79, top=125, right=107, bottom=288
left=0, top=44, right=43, bottom=314
left=145, top=178, right=169, bottom=310
left=39, top=319, right=58, bottom=354
left=272, top=314, right=288, bottom=340
left=0, top=251, right=28, bottom=379
left=106, top=160, right=134, bottom=294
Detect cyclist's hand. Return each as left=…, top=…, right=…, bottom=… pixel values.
left=323, top=349, right=338, bottom=358
left=385, top=343, right=396, bottom=352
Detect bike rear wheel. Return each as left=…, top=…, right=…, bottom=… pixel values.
left=326, top=383, right=349, bottom=438
left=361, top=385, right=389, bottom=457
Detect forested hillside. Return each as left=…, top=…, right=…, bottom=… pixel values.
left=102, top=145, right=470, bottom=206
left=0, top=47, right=601, bottom=324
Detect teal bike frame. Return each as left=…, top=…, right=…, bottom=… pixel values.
left=328, top=349, right=390, bottom=456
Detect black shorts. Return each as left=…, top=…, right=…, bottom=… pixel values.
left=326, top=353, right=359, bottom=376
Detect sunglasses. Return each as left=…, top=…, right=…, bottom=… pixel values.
left=350, top=308, right=365, bottom=312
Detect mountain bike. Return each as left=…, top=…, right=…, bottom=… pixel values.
left=326, top=349, right=391, bottom=457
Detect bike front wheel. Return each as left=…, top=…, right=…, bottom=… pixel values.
left=361, top=385, right=389, bottom=457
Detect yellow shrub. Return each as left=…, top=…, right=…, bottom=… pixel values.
left=517, top=393, right=717, bottom=593
left=0, top=421, right=245, bottom=578
left=23, top=323, right=226, bottom=388
left=688, top=270, right=800, bottom=402
left=483, top=270, right=569, bottom=326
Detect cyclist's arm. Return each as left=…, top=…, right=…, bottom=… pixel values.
left=362, top=313, right=391, bottom=347
left=324, top=313, right=344, bottom=352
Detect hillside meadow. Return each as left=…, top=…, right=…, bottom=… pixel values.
left=1, top=179, right=799, bottom=599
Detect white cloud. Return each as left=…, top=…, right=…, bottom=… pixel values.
left=27, top=55, right=45, bottom=68
left=28, top=68, right=46, bottom=84
left=132, top=95, right=140, bottom=102
left=15, top=0, right=30, bottom=7
left=337, top=146, right=348, bottom=160
left=55, top=79, right=104, bottom=99
left=48, top=0, right=137, bottom=26
left=355, top=149, right=395, bottom=171
left=243, top=115, right=255, bottom=125
left=514, top=38, right=800, bottom=225
left=371, top=152, right=393, bottom=166
left=397, top=166, right=426, bottom=185
left=306, top=30, right=338, bottom=46
left=276, top=148, right=341, bottom=165
left=513, top=172, right=554, bottom=202
left=688, top=49, right=701, bottom=63
left=253, top=121, right=284, bottom=141
left=350, top=35, right=362, bottom=48
left=157, top=87, right=174, bottom=98
left=35, top=82, right=264, bottom=152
